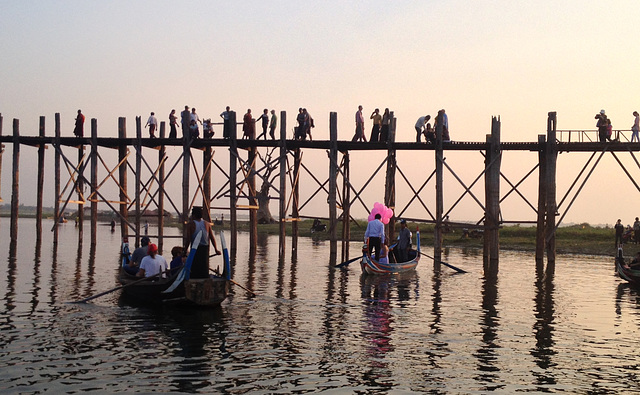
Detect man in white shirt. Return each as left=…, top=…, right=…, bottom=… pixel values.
left=137, top=243, right=168, bottom=278
left=632, top=111, right=639, bottom=143
left=415, top=115, right=430, bottom=143
left=364, top=213, right=385, bottom=261
left=145, top=112, right=158, bottom=138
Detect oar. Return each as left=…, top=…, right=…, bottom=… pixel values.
left=70, top=265, right=184, bottom=304
left=210, top=268, right=258, bottom=296
left=419, top=252, right=468, bottom=274
left=334, top=255, right=362, bottom=268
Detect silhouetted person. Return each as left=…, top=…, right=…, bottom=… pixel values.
left=220, top=106, right=231, bottom=139
left=370, top=108, right=381, bottom=142
left=352, top=105, right=366, bottom=142
left=73, top=109, right=85, bottom=137
left=169, top=109, right=178, bottom=139
left=256, top=109, right=269, bottom=140
left=145, top=112, right=158, bottom=138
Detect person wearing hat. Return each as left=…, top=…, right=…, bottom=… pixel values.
left=396, top=219, right=412, bottom=262
left=185, top=206, right=221, bottom=279
left=137, top=243, right=168, bottom=278
left=595, top=109, right=608, bottom=143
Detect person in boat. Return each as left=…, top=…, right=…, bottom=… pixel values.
left=130, top=236, right=150, bottom=273
left=185, top=206, right=221, bottom=279
left=137, top=243, right=168, bottom=278
left=169, top=246, right=184, bottom=275
left=121, top=236, right=131, bottom=265
left=364, top=213, right=385, bottom=261
left=628, top=252, right=640, bottom=270
left=396, top=219, right=412, bottom=262
left=378, top=237, right=389, bottom=264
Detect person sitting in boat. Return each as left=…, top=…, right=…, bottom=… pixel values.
left=121, top=237, right=133, bottom=273
left=364, top=213, right=385, bottom=261
left=131, top=236, right=150, bottom=266
left=378, top=237, right=390, bottom=264
left=137, top=243, right=168, bottom=278
left=396, top=219, right=412, bottom=262
left=169, top=246, right=184, bottom=275
left=628, top=252, right=640, bottom=270
left=185, top=206, right=221, bottom=279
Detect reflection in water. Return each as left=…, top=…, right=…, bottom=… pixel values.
left=85, top=243, right=96, bottom=299
left=4, top=238, right=18, bottom=317
left=473, top=267, right=501, bottom=390
left=49, top=243, right=58, bottom=306
left=30, top=240, right=42, bottom=314
left=72, top=241, right=83, bottom=300
left=430, top=271, right=442, bottom=335
left=531, top=260, right=557, bottom=387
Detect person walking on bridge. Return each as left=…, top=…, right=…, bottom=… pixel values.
left=631, top=111, right=639, bottom=143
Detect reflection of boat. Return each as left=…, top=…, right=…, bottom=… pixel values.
left=616, top=248, right=640, bottom=286
left=361, top=230, right=420, bottom=275
left=119, top=231, right=231, bottom=306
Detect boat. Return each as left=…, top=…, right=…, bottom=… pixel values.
left=616, top=247, right=640, bottom=286
left=118, top=231, right=231, bottom=306
left=361, top=230, right=420, bottom=275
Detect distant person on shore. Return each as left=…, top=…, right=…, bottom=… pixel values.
left=73, top=109, right=85, bottom=137
left=145, top=112, right=158, bottom=138
left=596, top=110, right=608, bottom=143
left=364, top=213, right=384, bottom=260
left=352, top=105, right=366, bottom=142
left=632, top=111, right=639, bottom=143
left=181, top=105, right=190, bottom=137
left=303, top=108, right=314, bottom=141
left=137, top=243, right=168, bottom=278
left=185, top=206, right=221, bottom=279
left=269, top=110, right=277, bottom=140
left=220, top=106, right=231, bottom=139
left=615, top=219, right=624, bottom=248
left=169, top=109, right=178, bottom=139
left=370, top=108, right=381, bottom=142
left=242, top=109, right=255, bottom=139
left=296, top=108, right=305, bottom=140
left=256, top=109, right=269, bottom=140
left=634, top=217, right=640, bottom=244
left=380, top=108, right=390, bottom=142
left=415, top=115, right=429, bottom=143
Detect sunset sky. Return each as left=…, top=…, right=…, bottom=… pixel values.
left=2, top=1, right=640, bottom=226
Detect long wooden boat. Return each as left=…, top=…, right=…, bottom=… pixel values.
left=616, top=247, right=640, bottom=286
left=118, top=231, right=231, bottom=306
left=361, top=230, right=420, bottom=275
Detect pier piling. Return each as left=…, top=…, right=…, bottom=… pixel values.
left=90, top=119, right=98, bottom=246
left=36, top=116, right=45, bottom=241
left=278, top=111, right=287, bottom=258
left=10, top=119, right=20, bottom=241
left=53, top=114, right=61, bottom=244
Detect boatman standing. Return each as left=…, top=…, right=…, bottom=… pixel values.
left=364, top=213, right=385, bottom=261
left=185, top=206, right=221, bottom=279
left=397, top=219, right=412, bottom=262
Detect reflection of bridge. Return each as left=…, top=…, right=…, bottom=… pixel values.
left=2, top=111, right=639, bottom=270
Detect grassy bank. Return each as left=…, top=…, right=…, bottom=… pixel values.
left=239, top=220, right=634, bottom=257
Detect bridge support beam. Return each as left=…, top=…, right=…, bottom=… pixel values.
left=278, top=111, right=287, bottom=259
left=483, top=116, right=501, bottom=270
left=328, top=112, right=338, bottom=258
left=544, top=112, right=558, bottom=263
left=385, top=113, right=397, bottom=242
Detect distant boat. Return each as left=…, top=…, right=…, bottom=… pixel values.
left=59, top=217, right=68, bottom=223
left=616, top=247, right=640, bottom=286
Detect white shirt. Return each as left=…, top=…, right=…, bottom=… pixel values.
left=415, top=116, right=427, bottom=130
left=364, top=219, right=385, bottom=243
left=634, top=115, right=640, bottom=131
left=147, top=115, right=158, bottom=125
left=140, top=254, right=168, bottom=277
left=191, top=112, right=201, bottom=124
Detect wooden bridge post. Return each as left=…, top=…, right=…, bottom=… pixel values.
left=135, top=116, right=142, bottom=247
left=341, top=151, right=351, bottom=261
left=434, top=113, right=444, bottom=264
left=0, top=114, right=3, bottom=203
left=278, top=111, right=287, bottom=258
left=229, top=111, right=238, bottom=251
left=77, top=127, right=84, bottom=243
left=483, top=116, right=501, bottom=269
left=90, top=118, right=98, bottom=246
left=158, top=122, right=165, bottom=252
left=203, top=130, right=212, bottom=222
left=545, top=112, right=558, bottom=263
left=36, top=116, right=45, bottom=241
left=385, top=113, right=397, bottom=242
left=292, top=147, right=301, bottom=252
left=248, top=146, right=257, bottom=252
left=535, top=134, right=547, bottom=262
left=182, top=116, right=191, bottom=249
left=10, top=119, right=20, bottom=241
left=54, top=113, right=61, bottom=244
left=329, top=112, right=338, bottom=257
left=118, top=117, right=128, bottom=240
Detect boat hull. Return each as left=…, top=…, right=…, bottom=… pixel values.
left=360, top=251, right=419, bottom=275
left=616, top=261, right=640, bottom=286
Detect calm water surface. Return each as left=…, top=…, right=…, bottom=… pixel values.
left=1, top=218, right=640, bottom=393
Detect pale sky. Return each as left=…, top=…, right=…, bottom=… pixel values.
left=1, top=1, right=640, bottom=226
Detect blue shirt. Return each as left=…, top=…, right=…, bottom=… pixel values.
left=364, top=219, right=385, bottom=243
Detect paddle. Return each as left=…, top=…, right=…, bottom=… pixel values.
left=419, top=251, right=468, bottom=274
left=334, top=255, right=362, bottom=268
left=70, top=264, right=183, bottom=304
left=210, top=267, right=258, bottom=296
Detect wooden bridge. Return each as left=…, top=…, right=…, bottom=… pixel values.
left=1, top=111, right=638, bottom=271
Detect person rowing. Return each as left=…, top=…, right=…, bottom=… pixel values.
left=185, top=206, right=221, bottom=279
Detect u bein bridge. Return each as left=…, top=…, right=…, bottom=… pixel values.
left=0, top=111, right=638, bottom=271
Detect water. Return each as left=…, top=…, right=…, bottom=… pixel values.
left=1, top=218, right=640, bottom=393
